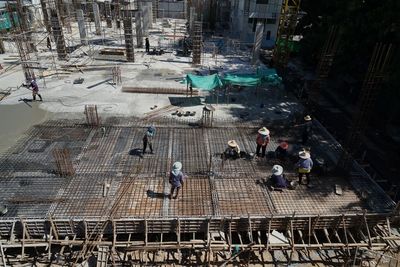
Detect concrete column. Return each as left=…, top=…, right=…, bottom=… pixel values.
left=77, top=9, right=87, bottom=45
left=252, top=21, right=264, bottom=64
left=93, top=2, right=101, bottom=35
left=135, top=11, right=143, bottom=48
left=123, top=17, right=134, bottom=62
left=141, top=5, right=151, bottom=35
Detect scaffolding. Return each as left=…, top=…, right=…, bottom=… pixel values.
left=308, top=26, right=340, bottom=107
left=273, top=0, right=301, bottom=71
left=192, top=21, right=202, bottom=65
left=338, top=43, right=393, bottom=171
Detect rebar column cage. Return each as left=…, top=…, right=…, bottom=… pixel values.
left=338, top=43, right=393, bottom=171
left=308, top=26, right=340, bottom=107
left=273, top=0, right=301, bottom=71
left=84, top=104, right=100, bottom=126
left=52, top=148, right=75, bottom=176
left=192, top=21, right=202, bottom=65
left=202, top=105, right=215, bottom=127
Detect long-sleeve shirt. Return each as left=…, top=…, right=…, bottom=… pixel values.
left=297, top=158, right=313, bottom=171
left=30, top=81, right=39, bottom=92
left=169, top=171, right=185, bottom=187
left=271, top=174, right=288, bottom=188
left=256, top=134, right=270, bottom=146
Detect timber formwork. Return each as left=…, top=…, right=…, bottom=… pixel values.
left=0, top=119, right=398, bottom=265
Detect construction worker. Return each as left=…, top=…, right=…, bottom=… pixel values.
left=275, top=141, right=289, bottom=160
left=224, top=140, right=240, bottom=159
left=256, top=127, right=270, bottom=157
left=145, top=37, right=150, bottom=53
left=295, top=115, right=313, bottom=145
left=29, top=79, right=42, bottom=101
left=169, top=161, right=186, bottom=199
left=270, top=165, right=289, bottom=189
left=297, top=150, right=313, bottom=185
left=142, top=125, right=156, bottom=154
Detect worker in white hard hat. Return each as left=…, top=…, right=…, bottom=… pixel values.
left=256, top=127, right=270, bottom=157
left=169, top=162, right=187, bottom=199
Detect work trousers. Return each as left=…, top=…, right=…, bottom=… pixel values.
left=33, top=92, right=42, bottom=101
left=143, top=139, right=153, bottom=154
left=256, top=144, right=267, bottom=157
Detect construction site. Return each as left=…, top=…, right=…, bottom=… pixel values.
left=0, top=0, right=399, bottom=266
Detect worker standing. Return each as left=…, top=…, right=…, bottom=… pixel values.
left=142, top=126, right=156, bottom=154
left=29, top=79, right=42, bottom=101
left=145, top=37, right=150, bottom=53
left=256, top=127, right=270, bottom=158
left=297, top=150, right=313, bottom=185
left=295, top=115, right=313, bottom=145
left=169, top=161, right=186, bottom=199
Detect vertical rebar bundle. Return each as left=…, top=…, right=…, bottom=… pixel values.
left=40, top=0, right=52, bottom=32
left=152, top=0, right=158, bottom=23
left=52, top=148, right=75, bottom=176
left=105, top=1, right=112, bottom=28
left=308, top=26, right=340, bottom=106
left=202, top=105, right=215, bottom=127
left=192, top=21, right=202, bottom=65
left=14, top=34, right=35, bottom=81
left=112, top=66, right=122, bottom=85
left=84, top=104, right=100, bottom=126
left=273, top=0, right=301, bottom=70
left=123, top=16, right=135, bottom=62
left=50, top=9, right=67, bottom=60
left=338, top=43, right=393, bottom=171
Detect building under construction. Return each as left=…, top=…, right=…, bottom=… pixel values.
left=0, top=0, right=399, bottom=266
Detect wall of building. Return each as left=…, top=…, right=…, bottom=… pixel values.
left=159, top=1, right=185, bottom=19
left=230, top=0, right=282, bottom=48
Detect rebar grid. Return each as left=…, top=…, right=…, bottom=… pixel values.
left=0, top=121, right=395, bottom=220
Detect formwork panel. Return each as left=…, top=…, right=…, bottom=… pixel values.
left=168, top=176, right=213, bottom=217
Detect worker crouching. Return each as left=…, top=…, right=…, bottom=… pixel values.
left=270, top=165, right=289, bottom=189
left=224, top=140, right=241, bottom=159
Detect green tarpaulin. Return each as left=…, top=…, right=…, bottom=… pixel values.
left=257, top=66, right=282, bottom=86
left=222, top=73, right=261, bottom=87
left=185, top=74, right=223, bottom=91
